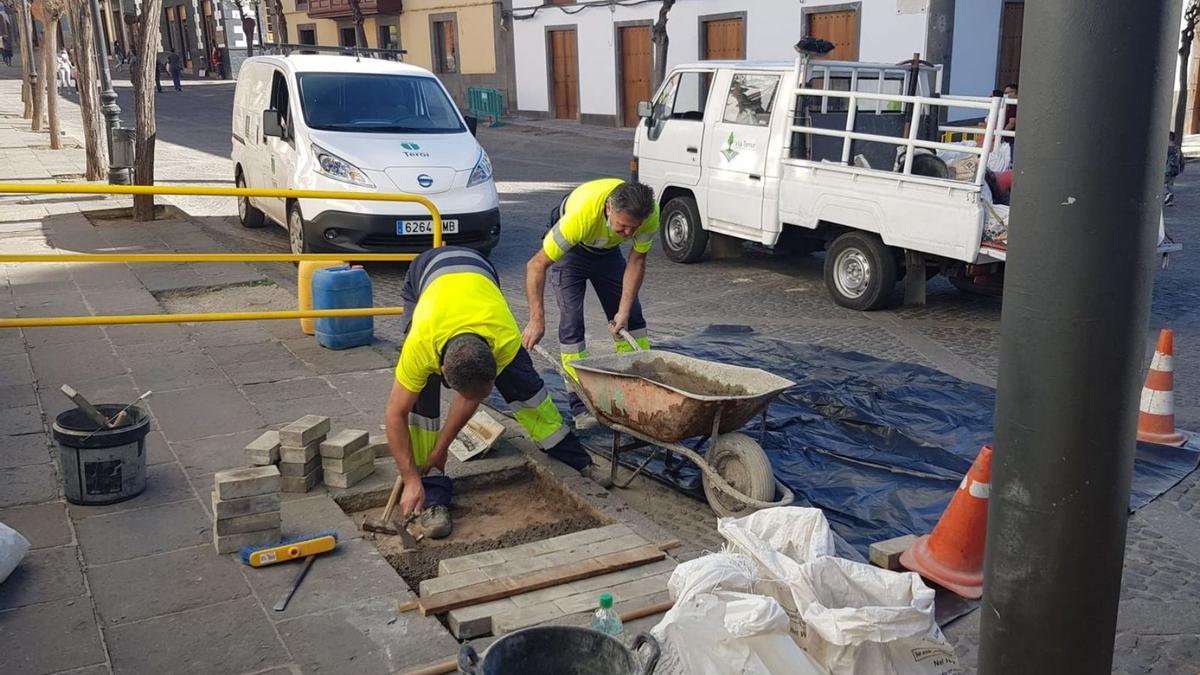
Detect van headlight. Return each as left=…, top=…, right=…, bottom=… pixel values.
left=312, top=144, right=375, bottom=188
left=467, top=151, right=493, bottom=187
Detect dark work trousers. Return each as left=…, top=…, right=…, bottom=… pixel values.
left=397, top=248, right=591, bottom=508
left=551, top=245, right=647, bottom=414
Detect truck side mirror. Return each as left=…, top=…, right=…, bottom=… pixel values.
left=637, top=101, right=653, bottom=119
left=464, top=115, right=479, bottom=136
left=262, top=109, right=284, bottom=139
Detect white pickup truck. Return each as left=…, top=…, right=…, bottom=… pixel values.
left=632, top=49, right=1178, bottom=310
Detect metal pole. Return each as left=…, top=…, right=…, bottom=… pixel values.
left=90, top=0, right=128, bottom=184
left=980, top=0, right=1181, bottom=672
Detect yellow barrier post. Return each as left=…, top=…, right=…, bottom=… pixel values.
left=0, top=183, right=447, bottom=328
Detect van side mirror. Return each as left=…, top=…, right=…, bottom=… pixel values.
left=263, top=109, right=284, bottom=139
left=464, top=116, right=479, bottom=136
left=637, top=101, right=653, bottom=119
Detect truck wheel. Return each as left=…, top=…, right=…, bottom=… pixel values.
left=661, top=196, right=708, bottom=263
left=287, top=203, right=312, bottom=255
left=824, top=231, right=898, bottom=310
left=236, top=172, right=265, bottom=229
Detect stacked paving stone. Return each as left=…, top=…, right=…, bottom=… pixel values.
left=244, top=430, right=281, bottom=466
left=369, top=433, right=389, bottom=459
left=321, top=429, right=375, bottom=488
left=212, top=465, right=282, bottom=554
left=278, top=415, right=329, bottom=493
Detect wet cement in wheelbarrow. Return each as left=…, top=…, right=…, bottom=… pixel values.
left=358, top=472, right=606, bottom=587
left=619, top=357, right=750, bottom=397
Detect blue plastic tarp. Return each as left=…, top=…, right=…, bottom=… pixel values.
left=495, top=325, right=1200, bottom=556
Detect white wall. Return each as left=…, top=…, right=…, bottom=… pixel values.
left=513, top=0, right=938, bottom=118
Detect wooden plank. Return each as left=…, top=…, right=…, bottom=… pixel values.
left=491, top=570, right=673, bottom=634
left=418, top=544, right=666, bottom=616
left=444, top=557, right=675, bottom=639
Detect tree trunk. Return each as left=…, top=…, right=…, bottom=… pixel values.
left=132, top=0, right=164, bottom=221
left=243, top=17, right=256, bottom=55
left=1177, top=2, right=1198, bottom=145
left=651, top=0, right=675, bottom=89
left=350, top=0, right=367, bottom=48
left=44, top=15, right=61, bottom=149
left=272, top=0, right=288, bottom=44
left=68, top=0, right=108, bottom=180
left=16, top=0, right=34, bottom=119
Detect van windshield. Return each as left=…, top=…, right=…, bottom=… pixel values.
left=296, top=73, right=465, bottom=134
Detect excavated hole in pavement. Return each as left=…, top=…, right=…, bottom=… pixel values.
left=339, top=465, right=608, bottom=589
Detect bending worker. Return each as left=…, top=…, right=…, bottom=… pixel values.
left=384, top=246, right=610, bottom=539
left=522, top=179, right=658, bottom=427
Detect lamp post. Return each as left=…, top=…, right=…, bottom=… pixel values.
left=89, top=0, right=129, bottom=184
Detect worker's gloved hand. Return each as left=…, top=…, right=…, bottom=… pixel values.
left=521, top=319, right=545, bottom=350
left=399, top=475, right=425, bottom=517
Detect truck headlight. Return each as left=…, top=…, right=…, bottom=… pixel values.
left=312, top=144, right=375, bottom=188
left=467, top=151, right=493, bottom=187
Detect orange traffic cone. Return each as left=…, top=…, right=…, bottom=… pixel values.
left=900, top=445, right=992, bottom=599
left=1137, top=329, right=1186, bottom=447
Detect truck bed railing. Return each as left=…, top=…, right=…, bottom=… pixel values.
left=788, top=87, right=1004, bottom=187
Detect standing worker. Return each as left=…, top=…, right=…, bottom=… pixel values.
left=167, top=48, right=183, bottom=92
left=521, top=179, right=658, bottom=428
left=385, top=246, right=611, bottom=539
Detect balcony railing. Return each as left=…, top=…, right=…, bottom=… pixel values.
left=307, top=0, right=403, bottom=19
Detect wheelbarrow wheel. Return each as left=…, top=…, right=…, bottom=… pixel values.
left=702, top=432, right=775, bottom=518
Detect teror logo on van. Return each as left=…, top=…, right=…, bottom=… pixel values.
left=402, top=141, right=430, bottom=158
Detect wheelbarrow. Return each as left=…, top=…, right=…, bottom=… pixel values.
left=534, top=332, right=795, bottom=517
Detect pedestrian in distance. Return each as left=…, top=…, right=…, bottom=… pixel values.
left=114, top=40, right=126, bottom=66
left=1166, top=132, right=1184, bottom=207
left=522, top=179, right=658, bottom=430
left=155, top=53, right=164, bottom=94
left=0, top=34, right=12, bottom=67
left=167, top=49, right=183, bottom=92
left=56, top=49, right=74, bottom=94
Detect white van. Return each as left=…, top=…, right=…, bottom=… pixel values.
left=231, top=54, right=500, bottom=255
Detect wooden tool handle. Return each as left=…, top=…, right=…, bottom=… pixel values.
left=379, top=473, right=404, bottom=524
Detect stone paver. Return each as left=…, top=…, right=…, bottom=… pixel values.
left=0, top=545, right=86, bottom=610
left=104, top=597, right=287, bottom=674
left=276, top=594, right=457, bottom=674
left=88, top=545, right=251, bottom=626
left=73, top=500, right=211, bottom=565
left=0, top=597, right=107, bottom=675
left=0, top=502, right=72, bottom=549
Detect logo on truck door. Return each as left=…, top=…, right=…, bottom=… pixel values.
left=721, top=132, right=739, bottom=161
left=720, top=132, right=757, bottom=163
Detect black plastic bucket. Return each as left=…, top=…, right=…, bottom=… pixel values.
left=458, top=626, right=659, bottom=675
left=52, top=405, right=150, bottom=505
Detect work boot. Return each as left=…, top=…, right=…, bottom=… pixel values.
left=418, top=505, right=453, bottom=540
left=580, top=464, right=613, bottom=489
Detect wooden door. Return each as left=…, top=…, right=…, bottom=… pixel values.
left=704, top=18, right=745, bottom=61
left=997, top=2, right=1023, bottom=87
left=807, top=9, right=858, bottom=60
left=549, top=29, right=579, bottom=119
left=619, top=26, right=652, bottom=127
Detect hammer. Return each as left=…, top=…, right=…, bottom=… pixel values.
left=362, top=475, right=421, bottom=552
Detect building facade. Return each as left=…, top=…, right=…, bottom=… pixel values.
left=279, top=0, right=515, bottom=110
left=510, top=0, right=1025, bottom=127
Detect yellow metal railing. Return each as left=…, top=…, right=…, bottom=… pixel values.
left=0, top=183, right=445, bottom=327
